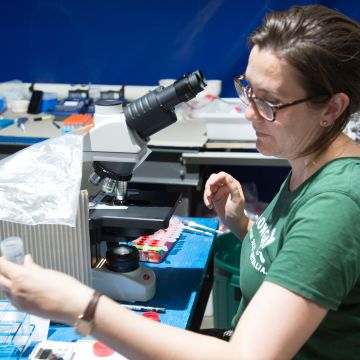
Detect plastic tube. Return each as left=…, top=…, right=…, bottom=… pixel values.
left=0, top=236, right=24, bottom=264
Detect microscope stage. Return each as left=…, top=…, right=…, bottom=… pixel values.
left=89, top=189, right=181, bottom=238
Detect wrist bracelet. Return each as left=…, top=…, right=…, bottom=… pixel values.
left=75, top=290, right=102, bottom=336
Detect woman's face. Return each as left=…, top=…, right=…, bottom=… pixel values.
left=244, top=46, right=323, bottom=160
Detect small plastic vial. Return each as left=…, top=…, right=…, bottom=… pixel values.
left=0, top=236, right=25, bottom=264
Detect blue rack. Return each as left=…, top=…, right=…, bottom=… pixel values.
left=0, top=301, right=35, bottom=359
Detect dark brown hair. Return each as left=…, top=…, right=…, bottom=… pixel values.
left=248, top=5, right=360, bottom=155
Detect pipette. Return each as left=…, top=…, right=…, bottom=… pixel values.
left=182, top=219, right=224, bottom=234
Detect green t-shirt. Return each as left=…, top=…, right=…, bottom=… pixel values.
left=234, top=157, right=360, bottom=359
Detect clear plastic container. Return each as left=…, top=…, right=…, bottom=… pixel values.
left=0, top=237, right=24, bottom=265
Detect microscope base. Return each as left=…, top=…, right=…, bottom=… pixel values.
left=91, top=263, right=156, bottom=302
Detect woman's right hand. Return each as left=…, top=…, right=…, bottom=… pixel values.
left=0, top=255, right=93, bottom=325
left=203, top=171, right=249, bottom=238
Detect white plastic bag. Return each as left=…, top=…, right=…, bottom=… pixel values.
left=0, top=133, right=83, bottom=226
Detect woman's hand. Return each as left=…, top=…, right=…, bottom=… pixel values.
left=0, top=255, right=93, bottom=325
left=203, top=171, right=249, bottom=238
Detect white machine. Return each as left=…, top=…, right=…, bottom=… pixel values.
left=92, top=253, right=156, bottom=302
left=82, top=70, right=207, bottom=302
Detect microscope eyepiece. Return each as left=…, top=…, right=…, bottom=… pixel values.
left=124, top=69, right=207, bottom=139
left=173, top=69, right=207, bottom=102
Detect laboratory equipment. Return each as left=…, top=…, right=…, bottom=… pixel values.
left=27, top=90, right=43, bottom=114
left=53, top=89, right=94, bottom=117
left=131, top=216, right=183, bottom=263
left=83, top=70, right=206, bottom=301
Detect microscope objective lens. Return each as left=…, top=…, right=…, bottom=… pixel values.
left=102, top=178, right=116, bottom=193
left=89, top=171, right=102, bottom=186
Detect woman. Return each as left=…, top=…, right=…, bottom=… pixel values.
left=1, top=5, right=360, bottom=359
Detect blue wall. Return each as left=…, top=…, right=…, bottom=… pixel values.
left=1, top=0, right=359, bottom=97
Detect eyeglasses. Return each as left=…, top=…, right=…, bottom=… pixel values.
left=234, top=74, right=317, bottom=121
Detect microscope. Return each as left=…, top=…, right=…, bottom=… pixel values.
left=82, top=70, right=207, bottom=302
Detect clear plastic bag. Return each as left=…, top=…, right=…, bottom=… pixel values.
left=0, top=80, right=30, bottom=107
left=0, top=133, right=83, bottom=226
